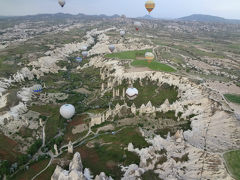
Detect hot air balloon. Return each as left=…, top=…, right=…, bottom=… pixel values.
left=32, top=84, right=43, bottom=93
left=82, top=51, right=88, bottom=58
left=81, top=46, right=87, bottom=51
left=134, top=21, right=141, bottom=31
left=145, top=0, right=155, bottom=14
left=108, top=45, right=115, bottom=53
left=120, top=30, right=125, bottom=37
left=126, top=88, right=138, bottom=100
left=75, top=57, right=82, bottom=63
left=58, top=0, right=65, bottom=7
left=145, top=52, right=155, bottom=63
left=60, top=104, right=75, bottom=119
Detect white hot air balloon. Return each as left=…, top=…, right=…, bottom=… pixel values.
left=58, top=0, right=65, bottom=7
left=126, top=88, right=138, bottom=100
left=60, top=104, right=75, bottom=119
left=120, top=30, right=125, bottom=37
left=82, top=51, right=88, bottom=58
left=108, top=45, right=115, bottom=53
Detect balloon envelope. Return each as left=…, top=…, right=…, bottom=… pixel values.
left=134, top=22, right=141, bottom=31
left=145, top=52, right=155, bottom=62
left=76, top=57, right=82, bottom=63
left=120, top=30, right=125, bottom=37
left=32, top=84, right=43, bottom=93
left=145, top=0, right=155, bottom=13
left=60, top=104, right=75, bottom=119
left=82, top=51, right=88, bottom=58
left=126, top=88, right=138, bottom=100
left=58, top=0, right=65, bottom=7
left=108, top=45, right=115, bottom=52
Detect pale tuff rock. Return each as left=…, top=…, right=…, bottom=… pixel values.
left=184, top=110, right=240, bottom=152
left=131, top=103, right=137, bottom=115
left=68, top=141, right=73, bottom=154
left=54, top=144, right=59, bottom=156
left=0, top=102, right=28, bottom=134
left=175, top=130, right=183, bottom=143
left=69, top=152, right=83, bottom=172
left=0, top=93, right=8, bottom=109
left=121, top=164, right=144, bottom=180
left=0, top=78, right=12, bottom=94
left=90, top=113, right=104, bottom=127
left=51, top=152, right=113, bottom=180
left=17, top=87, right=32, bottom=102
left=126, top=135, right=233, bottom=180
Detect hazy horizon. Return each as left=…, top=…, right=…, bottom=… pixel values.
left=1, top=0, right=240, bottom=20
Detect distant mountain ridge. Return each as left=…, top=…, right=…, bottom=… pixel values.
left=0, top=13, right=121, bottom=21
left=178, top=14, right=240, bottom=24
left=137, top=15, right=156, bottom=20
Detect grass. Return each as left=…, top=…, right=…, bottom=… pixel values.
left=30, top=105, right=64, bottom=140
left=160, top=51, right=184, bottom=64
left=0, top=56, right=21, bottom=77
left=104, top=49, right=152, bottom=60
left=131, top=60, right=176, bottom=72
left=223, top=150, right=240, bottom=180
left=142, top=170, right=162, bottom=180
left=111, top=79, right=179, bottom=108
left=11, top=159, right=50, bottom=180
left=104, top=49, right=175, bottom=72
left=98, top=127, right=149, bottom=149
left=224, top=94, right=240, bottom=104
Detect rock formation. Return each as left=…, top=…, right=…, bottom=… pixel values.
left=51, top=152, right=113, bottom=180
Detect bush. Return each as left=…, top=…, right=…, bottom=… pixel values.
left=27, top=139, right=42, bottom=156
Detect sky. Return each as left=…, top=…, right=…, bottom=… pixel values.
left=1, top=0, right=240, bottom=19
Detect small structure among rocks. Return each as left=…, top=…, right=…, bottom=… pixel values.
left=68, top=141, right=73, bottom=154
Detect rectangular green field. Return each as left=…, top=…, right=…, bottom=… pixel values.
left=223, top=150, right=240, bottom=180
left=131, top=60, right=176, bottom=72
left=224, top=94, right=240, bottom=104
left=105, top=49, right=152, bottom=60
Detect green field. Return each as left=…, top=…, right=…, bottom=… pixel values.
left=160, top=51, right=184, bottom=64
left=223, top=150, right=240, bottom=180
left=224, top=94, right=240, bottom=104
left=105, top=49, right=175, bottom=72
left=131, top=60, right=176, bottom=72
left=110, top=79, right=179, bottom=108
left=30, top=105, right=63, bottom=140
left=105, top=49, right=152, bottom=60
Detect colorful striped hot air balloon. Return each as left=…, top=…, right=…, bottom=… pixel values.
left=32, top=84, right=43, bottom=93
left=145, top=52, right=155, bottom=63
left=145, top=0, right=155, bottom=14
left=134, top=21, right=141, bottom=31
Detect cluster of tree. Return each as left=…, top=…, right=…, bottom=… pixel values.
left=42, top=136, right=63, bottom=153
